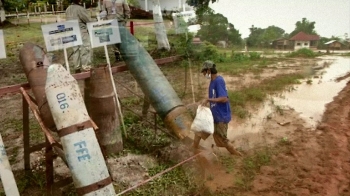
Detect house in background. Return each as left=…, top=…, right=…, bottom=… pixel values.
left=289, top=31, right=320, bottom=50
left=137, top=0, right=192, bottom=12
left=272, top=38, right=290, bottom=50
left=324, top=40, right=345, bottom=50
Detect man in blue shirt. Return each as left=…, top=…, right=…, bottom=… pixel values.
left=193, top=60, right=242, bottom=156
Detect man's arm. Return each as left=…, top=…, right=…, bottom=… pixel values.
left=202, top=96, right=228, bottom=105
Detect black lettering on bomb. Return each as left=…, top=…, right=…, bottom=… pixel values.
left=56, top=93, right=69, bottom=110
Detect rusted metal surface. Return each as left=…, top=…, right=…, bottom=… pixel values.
left=22, top=96, right=30, bottom=171
left=0, top=56, right=181, bottom=97
left=45, top=138, right=54, bottom=195
left=89, top=67, right=123, bottom=156
left=19, top=42, right=56, bottom=131
left=75, top=177, right=112, bottom=195
left=163, top=106, right=193, bottom=139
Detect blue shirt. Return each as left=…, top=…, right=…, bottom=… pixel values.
left=208, top=76, right=231, bottom=123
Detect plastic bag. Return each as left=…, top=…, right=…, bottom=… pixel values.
left=190, top=105, right=214, bottom=134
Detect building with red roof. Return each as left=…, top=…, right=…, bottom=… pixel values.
left=272, top=31, right=320, bottom=50
left=289, top=31, right=320, bottom=50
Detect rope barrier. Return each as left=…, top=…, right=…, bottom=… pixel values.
left=116, top=151, right=202, bottom=195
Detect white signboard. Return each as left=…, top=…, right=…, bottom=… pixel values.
left=172, top=11, right=196, bottom=34
left=41, top=20, right=82, bottom=51
left=87, top=20, right=121, bottom=48
left=0, top=30, right=6, bottom=59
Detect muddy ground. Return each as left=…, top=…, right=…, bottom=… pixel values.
left=0, top=53, right=350, bottom=195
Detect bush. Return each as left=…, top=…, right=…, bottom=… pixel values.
left=249, top=52, right=261, bottom=60
left=197, top=41, right=220, bottom=61
left=287, top=48, right=316, bottom=58
left=231, top=52, right=250, bottom=62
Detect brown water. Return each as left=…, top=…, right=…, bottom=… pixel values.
left=273, top=56, right=350, bottom=127
left=228, top=56, right=350, bottom=150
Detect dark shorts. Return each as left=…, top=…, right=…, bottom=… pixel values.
left=195, top=122, right=229, bottom=147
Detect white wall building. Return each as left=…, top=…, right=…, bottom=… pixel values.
left=137, top=0, right=193, bottom=12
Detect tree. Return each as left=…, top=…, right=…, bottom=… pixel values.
left=186, top=0, right=218, bottom=9
left=260, top=25, right=285, bottom=47
left=246, top=25, right=264, bottom=47
left=246, top=25, right=285, bottom=48
left=186, top=0, right=218, bottom=24
left=290, top=18, right=317, bottom=37
left=196, top=9, right=229, bottom=44
left=227, top=23, right=242, bottom=46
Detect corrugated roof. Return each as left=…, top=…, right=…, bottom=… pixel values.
left=290, top=31, right=320, bottom=41
left=324, top=40, right=337, bottom=45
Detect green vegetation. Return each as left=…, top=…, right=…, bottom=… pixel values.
left=218, top=154, right=237, bottom=173
left=120, top=164, right=201, bottom=196
left=341, top=52, right=350, bottom=56
left=235, top=147, right=273, bottom=191
left=123, top=121, right=172, bottom=154
left=227, top=74, right=304, bottom=118
left=287, top=48, right=317, bottom=58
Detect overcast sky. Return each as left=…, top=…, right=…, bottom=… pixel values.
left=209, top=0, right=350, bottom=39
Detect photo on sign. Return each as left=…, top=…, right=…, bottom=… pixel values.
left=50, top=37, right=62, bottom=46
left=93, top=28, right=113, bottom=43
left=62, top=35, right=77, bottom=44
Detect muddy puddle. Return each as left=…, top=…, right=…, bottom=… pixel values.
left=273, top=56, right=350, bottom=127
left=192, top=56, right=350, bottom=152
left=224, top=56, right=350, bottom=150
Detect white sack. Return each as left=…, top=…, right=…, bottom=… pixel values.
left=191, top=105, right=214, bottom=134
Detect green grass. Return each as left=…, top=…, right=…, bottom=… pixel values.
left=235, top=147, right=273, bottom=191
left=228, top=73, right=304, bottom=119
left=218, top=154, right=237, bottom=173
left=341, top=52, right=350, bottom=56
left=120, top=163, right=201, bottom=196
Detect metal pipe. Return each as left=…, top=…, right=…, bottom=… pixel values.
left=118, top=23, right=193, bottom=139
left=19, top=42, right=57, bottom=131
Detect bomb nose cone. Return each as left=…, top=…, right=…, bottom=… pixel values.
left=46, top=64, right=74, bottom=84
left=45, top=63, right=89, bottom=130
left=47, top=63, right=62, bottom=72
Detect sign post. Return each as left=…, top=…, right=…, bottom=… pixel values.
left=172, top=11, right=196, bottom=103
left=0, top=133, right=20, bottom=196
left=0, top=30, right=18, bottom=189
left=0, top=30, right=6, bottom=59
left=87, top=19, right=127, bottom=136
left=41, top=20, right=83, bottom=73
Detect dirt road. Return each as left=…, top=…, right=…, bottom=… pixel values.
left=195, top=81, right=350, bottom=196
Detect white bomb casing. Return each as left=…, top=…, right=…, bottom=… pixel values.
left=45, top=64, right=115, bottom=195
left=0, top=134, right=20, bottom=196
